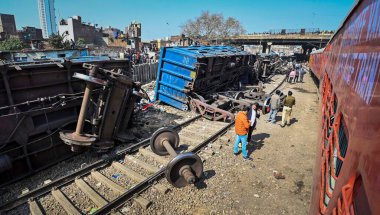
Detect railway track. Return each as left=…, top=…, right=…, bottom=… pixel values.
left=1, top=73, right=288, bottom=215
left=0, top=115, right=233, bottom=215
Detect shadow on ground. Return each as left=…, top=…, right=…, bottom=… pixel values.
left=292, top=87, right=315, bottom=94
left=195, top=169, right=216, bottom=189
left=275, top=116, right=299, bottom=125
left=247, top=133, right=270, bottom=156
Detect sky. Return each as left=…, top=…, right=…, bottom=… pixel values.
left=1, top=0, right=354, bottom=41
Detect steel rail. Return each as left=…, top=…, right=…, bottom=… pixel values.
left=93, top=120, right=234, bottom=215
left=1, top=73, right=288, bottom=213
left=0, top=115, right=200, bottom=212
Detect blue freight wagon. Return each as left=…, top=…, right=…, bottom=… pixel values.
left=154, top=46, right=249, bottom=110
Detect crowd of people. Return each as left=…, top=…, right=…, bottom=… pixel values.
left=288, top=62, right=306, bottom=83
left=124, top=47, right=160, bottom=65
left=233, top=62, right=303, bottom=161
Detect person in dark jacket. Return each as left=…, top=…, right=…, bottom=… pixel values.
left=267, top=90, right=281, bottom=124
left=247, top=102, right=260, bottom=142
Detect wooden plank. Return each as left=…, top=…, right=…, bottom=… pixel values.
left=114, top=161, right=169, bottom=194
left=91, top=171, right=126, bottom=193
left=75, top=178, right=108, bottom=207
left=124, top=156, right=160, bottom=173
left=139, top=147, right=169, bottom=165
left=153, top=184, right=170, bottom=194
left=111, top=162, right=146, bottom=182
left=51, top=189, right=81, bottom=215
left=28, top=199, right=44, bottom=215
left=134, top=196, right=151, bottom=209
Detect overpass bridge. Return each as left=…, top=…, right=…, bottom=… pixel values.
left=226, top=33, right=333, bottom=54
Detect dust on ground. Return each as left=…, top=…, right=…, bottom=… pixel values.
left=126, top=71, right=319, bottom=215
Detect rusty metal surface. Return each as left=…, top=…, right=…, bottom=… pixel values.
left=190, top=98, right=235, bottom=122
left=59, top=63, right=139, bottom=153
left=0, top=58, right=131, bottom=186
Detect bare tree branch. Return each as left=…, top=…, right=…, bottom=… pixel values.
left=181, top=11, right=246, bottom=44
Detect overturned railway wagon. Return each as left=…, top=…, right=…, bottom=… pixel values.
left=0, top=57, right=131, bottom=186
left=154, top=46, right=249, bottom=110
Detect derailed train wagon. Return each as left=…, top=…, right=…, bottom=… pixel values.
left=0, top=57, right=134, bottom=185
left=154, top=46, right=249, bottom=111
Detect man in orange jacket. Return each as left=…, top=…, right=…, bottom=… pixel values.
left=234, top=107, right=252, bottom=160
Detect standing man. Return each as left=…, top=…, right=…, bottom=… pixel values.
left=267, top=90, right=281, bottom=124
left=299, top=66, right=306, bottom=82
left=247, top=102, right=260, bottom=142
left=281, top=91, right=296, bottom=127
left=233, top=107, right=252, bottom=160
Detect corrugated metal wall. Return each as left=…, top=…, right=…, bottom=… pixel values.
left=132, top=63, right=158, bottom=84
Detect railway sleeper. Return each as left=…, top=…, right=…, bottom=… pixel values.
left=28, top=199, right=44, bottom=215
left=51, top=188, right=81, bottom=215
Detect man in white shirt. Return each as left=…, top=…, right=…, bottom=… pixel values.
left=247, top=102, right=260, bottom=142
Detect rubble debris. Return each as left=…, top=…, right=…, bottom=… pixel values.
left=273, top=171, right=286, bottom=179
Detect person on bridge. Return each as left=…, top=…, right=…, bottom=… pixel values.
left=281, top=91, right=296, bottom=127
left=267, top=90, right=281, bottom=124
left=233, top=107, right=252, bottom=160
left=248, top=102, right=260, bottom=142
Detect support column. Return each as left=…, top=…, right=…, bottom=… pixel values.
left=262, top=42, right=267, bottom=53
left=302, top=45, right=307, bottom=55
left=267, top=42, right=272, bottom=53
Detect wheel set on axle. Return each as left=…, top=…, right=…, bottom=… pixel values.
left=150, top=128, right=203, bottom=188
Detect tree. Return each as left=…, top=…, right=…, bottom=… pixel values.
left=0, top=38, right=25, bottom=51
left=76, top=38, right=86, bottom=48
left=47, top=33, right=70, bottom=49
left=181, top=11, right=246, bottom=44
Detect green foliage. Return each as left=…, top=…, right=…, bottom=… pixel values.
left=76, top=37, right=86, bottom=48
left=0, top=38, right=25, bottom=51
left=47, top=33, right=70, bottom=49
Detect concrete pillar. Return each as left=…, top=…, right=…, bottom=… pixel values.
left=262, top=42, right=267, bottom=53
left=302, top=45, right=307, bottom=55
left=267, top=42, right=272, bottom=53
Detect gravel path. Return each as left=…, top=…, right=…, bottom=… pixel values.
left=123, top=70, right=318, bottom=214
left=0, top=102, right=195, bottom=206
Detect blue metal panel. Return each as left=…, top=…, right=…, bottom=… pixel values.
left=154, top=46, right=248, bottom=110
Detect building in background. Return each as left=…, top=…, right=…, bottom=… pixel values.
left=38, top=0, right=57, bottom=38
left=101, top=27, right=127, bottom=47
left=19, top=27, right=43, bottom=41
left=125, top=21, right=141, bottom=50
left=0, top=13, right=17, bottom=40
left=58, top=16, right=104, bottom=45
left=18, top=26, right=44, bottom=49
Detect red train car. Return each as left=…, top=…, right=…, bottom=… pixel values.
left=309, top=48, right=325, bottom=80
left=309, top=0, right=380, bottom=214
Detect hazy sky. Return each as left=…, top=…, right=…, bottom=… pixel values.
left=1, top=0, right=354, bottom=40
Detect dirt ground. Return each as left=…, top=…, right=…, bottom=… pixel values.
left=125, top=71, right=320, bottom=215
left=1, top=71, right=320, bottom=215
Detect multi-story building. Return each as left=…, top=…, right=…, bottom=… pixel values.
left=38, top=0, right=57, bottom=38
left=19, top=26, right=43, bottom=41
left=58, top=16, right=104, bottom=45
left=0, top=13, right=17, bottom=40
left=125, top=22, right=141, bottom=50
